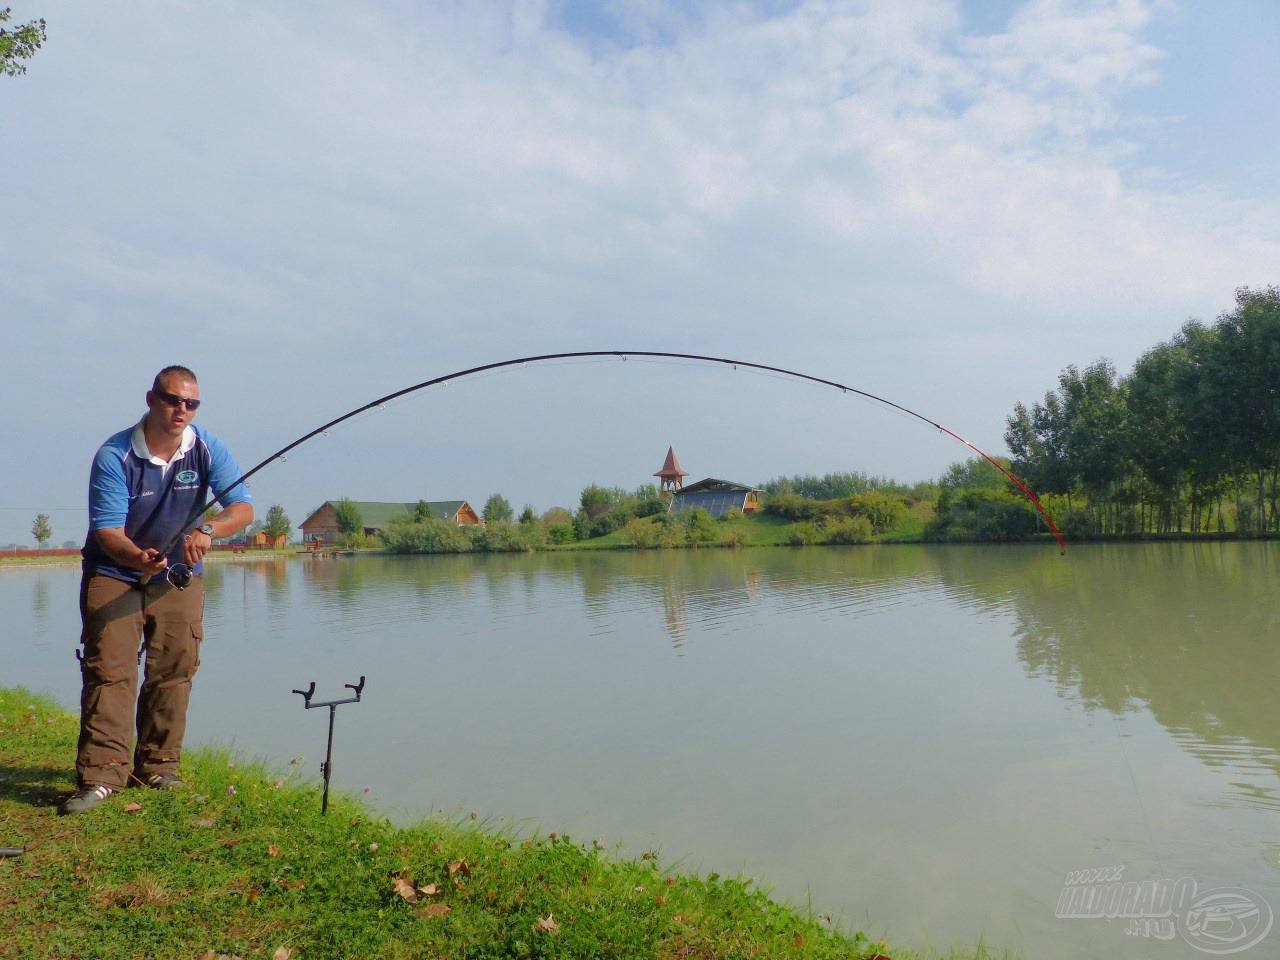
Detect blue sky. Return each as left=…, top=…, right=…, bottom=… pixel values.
left=2, top=0, right=1277, bottom=545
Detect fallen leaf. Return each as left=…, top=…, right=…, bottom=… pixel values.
left=222, top=839, right=243, bottom=848
left=245, top=889, right=261, bottom=903
left=655, top=895, right=666, bottom=906
left=418, top=883, right=439, bottom=896
left=195, top=818, right=216, bottom=829
left=393, top=877, right=418, bottom=903
left=123, top=801, right=143, bottom=813
left=447, top=860, right=471, bottom=878
left=417, top=902, right=452, bottom=920
left=272, top=947, right=292, bottom=960
left=267, top=843, right=280, bottom=858
left=792, top=932, right=804, bottom=948
left=534, top=913, right=561, bottom=933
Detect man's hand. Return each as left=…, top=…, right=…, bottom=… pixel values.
left=182, top=529, right=212, bottom=567
left=138, top=547, right=168, bottom=577
left=95, top=528, right=169, bottom=575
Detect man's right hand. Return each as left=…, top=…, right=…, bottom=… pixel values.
left=137, top=547, right=168, bottom=577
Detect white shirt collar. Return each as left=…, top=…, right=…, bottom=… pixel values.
left=131, top=418, right=196, bottom=468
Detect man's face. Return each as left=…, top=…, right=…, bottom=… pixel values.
left=146, top=375, right=201, bottom=437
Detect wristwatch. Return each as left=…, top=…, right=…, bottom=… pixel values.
left=198, top=523, right=216, bottom=537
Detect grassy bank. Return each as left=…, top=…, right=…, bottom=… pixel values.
left=1, top=690, right=1008, bottom=960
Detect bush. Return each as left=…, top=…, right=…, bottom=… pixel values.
left=547, top=522, right=575, bottom=544
left=1061, top=508, right=1095, bottom=540
left=378, top=517, right=476, bottom=553
left=764, top=493, right=831, bottom=522
left=478, top=522, right=546, bottom=552
left=634, top=497, right=668, bottom=519
left=924, top=489, right=1039, bottom=542
left=659, top=525, right=687, bottom=548
left=786, top=522, right=818, bottom=546
left=621, top=518, right=658, bottom=548
left=683, top=508, right=718, bottom=545
left=720, top=526, right=748, bottom=548
left=824, top=517, right=873, bottom=544
left=843, top=492, right=905, bottom=533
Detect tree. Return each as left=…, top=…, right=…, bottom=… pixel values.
left=263, top=504, right=292, bottom=541
left=334, top=498, right=363, bottom=543
left=518, top=504, right=537, bottom=525
left=31, top=513, right=51, bottom=548
left=1, top=7, right=46, bottom=77
left=938, top=457, right=1013, bottom=493
left=483, top=493, right=514, bottom=524
left=579, top=484, right=626, bottom=517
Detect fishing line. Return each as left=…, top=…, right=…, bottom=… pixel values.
left=1111, top=709, right=1164, bottom=874
left=149, top=349, right=1066, bottom=585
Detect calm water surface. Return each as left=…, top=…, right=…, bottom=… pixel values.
left=7, top=544, right=1280, bottom=958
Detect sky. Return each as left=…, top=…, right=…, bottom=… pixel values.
left=2, top=0, right=1278, bottom=546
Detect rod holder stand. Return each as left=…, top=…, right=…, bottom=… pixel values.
left=292, top=675, right=365, bottom=814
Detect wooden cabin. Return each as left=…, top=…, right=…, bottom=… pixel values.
left=299, top=500, right=481, bottom=543
left=670, top=479, right=761, bottom=518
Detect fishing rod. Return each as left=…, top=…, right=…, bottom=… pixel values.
left=149, top=349, right=1065, bottom=584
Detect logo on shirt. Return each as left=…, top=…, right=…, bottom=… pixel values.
left=176, top=470, right=199, bottom=484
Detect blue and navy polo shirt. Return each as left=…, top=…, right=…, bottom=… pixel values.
left=83, top=420, right=252, bottom=583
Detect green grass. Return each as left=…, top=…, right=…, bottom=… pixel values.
left=0, top=689, right=1016, bottom=960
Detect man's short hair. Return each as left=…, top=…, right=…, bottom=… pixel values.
left=153, top=366, right=198, bottom=392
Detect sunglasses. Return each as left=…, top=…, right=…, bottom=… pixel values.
left=154, top=389, right=201, bottom=411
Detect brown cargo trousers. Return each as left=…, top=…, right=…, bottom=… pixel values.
left=76, top=571, right=205, bottom=790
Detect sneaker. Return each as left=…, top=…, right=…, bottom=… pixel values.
left=58, top=784, right=116, bottom=816
left=144, top=770, right=185, bottom=791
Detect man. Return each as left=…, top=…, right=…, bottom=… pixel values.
left=60, top=366, right=253, bottom=815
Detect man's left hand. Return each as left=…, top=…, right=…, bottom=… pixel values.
left=182, top=529, right=212, bottom=566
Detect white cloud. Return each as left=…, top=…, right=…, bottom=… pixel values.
left=1, top=0, right=1277, bottom=541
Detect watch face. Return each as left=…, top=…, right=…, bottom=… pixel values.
left=200, top=523, right=215, bottom=536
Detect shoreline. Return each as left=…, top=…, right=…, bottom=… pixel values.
left=1, top=687, right=960, bottom=959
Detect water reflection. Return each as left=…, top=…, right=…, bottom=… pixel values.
left=32, top=573, right=50, bottom=630
left=929, top=543, right=1280, bottom=810
left=7, top=545, right=1279, bottom=959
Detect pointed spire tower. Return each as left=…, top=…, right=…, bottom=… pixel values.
left=653, top=446, right=689, bottom=497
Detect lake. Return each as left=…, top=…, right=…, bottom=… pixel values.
left=6, top=543, right=1279, bottom=958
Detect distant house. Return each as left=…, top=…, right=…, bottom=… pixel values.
left=250, top=531, right=288, bottom=549
left=298, top=500, right=481, bottom=543
left=670, top=479, right=761, bottom=519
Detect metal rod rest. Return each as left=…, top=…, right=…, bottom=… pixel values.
left=292, top=675, right=365, bottom=814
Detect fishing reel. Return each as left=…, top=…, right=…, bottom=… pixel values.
left=166, top=563, right=195, bottom=590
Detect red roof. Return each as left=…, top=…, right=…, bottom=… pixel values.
left=653, top=446, right=689, bottom=479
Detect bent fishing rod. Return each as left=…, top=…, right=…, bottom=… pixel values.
left=149, top=349, right=1066, bottom=585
